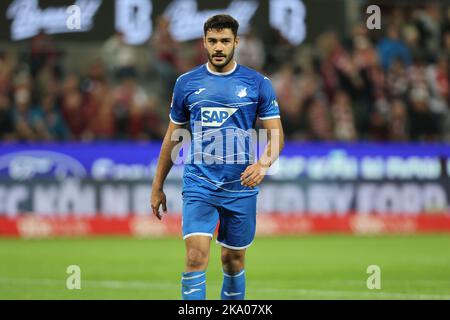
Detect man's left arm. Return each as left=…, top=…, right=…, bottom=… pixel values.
left=241, top=118, right=284, bottom=188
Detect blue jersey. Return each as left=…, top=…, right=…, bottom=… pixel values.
left=169, top=63, right=280, bottom=198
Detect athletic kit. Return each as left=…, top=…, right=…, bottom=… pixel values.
left=169, top=62, right=280, bottom=300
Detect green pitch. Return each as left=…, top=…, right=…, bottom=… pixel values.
left=1, top=235, right=450, bottom=300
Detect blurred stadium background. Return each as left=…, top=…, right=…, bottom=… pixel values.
left=1, top=0, right=450, bottom=299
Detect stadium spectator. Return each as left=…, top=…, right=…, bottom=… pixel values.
left=386, top=58, right=410, bottom=101
left=102, top=31, right=138, bottom=79
left=377, top=24, right=412, bottom=71
left=409, top=85, right=440, bottom=141
left=0, top=94, right=15, bottom=141
left=139, top=94, right=165, bottom=141
left=29, top=31, right=63, bottom=79
left=235, top=29, right=266, bottom=72
left=12, top=88, right=36, bottom=141
left=150, top=15, right=180, bottom=88
left=61, top=91, right=87, bottom=140
left=368, top=109, right=389, bottom=141
left=1, top=3, right=449, bottom=143
left=331, top=91, right=358, bottom=141
left=32, top=93, right=68, bottom=141
left=306, top=98, right=334, bottom=141
left=84, top=81, right=116, bottom=140
left=0, top=51, right=15, bottom=96
left=402, top=23, right=425, bottom=61
left=81, top=60, right=108, bottom=93
left=265, top=27, right=296, bottom=73
left=272, top=63, right=301, bottom=139
left=414, top=3, right=443, bottom=60
left=112, top=76, right=153, bottom=139
left=389, top=98, right=410, bottom=141
left=426, top=55, right=449, bottom=113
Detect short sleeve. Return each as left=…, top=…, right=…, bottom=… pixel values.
left=169, top=78, right=189, bottom=125
left=257, top=77, right=281, bottom=120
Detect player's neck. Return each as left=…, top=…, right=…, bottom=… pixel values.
left=207, top=60, right=237, bottom=75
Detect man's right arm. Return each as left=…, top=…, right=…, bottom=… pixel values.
left=151, top=121, right=185, bottom=220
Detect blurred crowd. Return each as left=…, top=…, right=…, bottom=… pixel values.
left=0, top=3, right=449, bottom=143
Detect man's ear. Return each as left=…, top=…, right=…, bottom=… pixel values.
left=235, top=36, right=240, bottom=47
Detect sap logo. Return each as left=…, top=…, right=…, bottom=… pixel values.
left=201, top=107, right=237, bottom=127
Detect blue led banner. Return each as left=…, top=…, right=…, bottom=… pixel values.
left=0, top=142, right=449, bottom=217
left=0, top=142, right=449, bottom=181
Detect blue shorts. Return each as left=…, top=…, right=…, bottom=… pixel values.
left=182, top=192, right=257, bottom=250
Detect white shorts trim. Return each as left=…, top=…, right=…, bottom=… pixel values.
left=183, top=232, right=213, bottom=240
left=215, top=240, right=253, bottom=250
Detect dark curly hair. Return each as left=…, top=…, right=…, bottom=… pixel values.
left=203, top=15, right=239, bottom=38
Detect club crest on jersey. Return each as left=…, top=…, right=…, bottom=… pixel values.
left=236, top=86, right=248, bottom=98
left=201, top=107, right=238, bottom=127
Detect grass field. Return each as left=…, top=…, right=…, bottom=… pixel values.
left=1, top=235, right=450, bottom=300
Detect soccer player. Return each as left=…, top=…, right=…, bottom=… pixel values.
left=150, top=14, right=284, bottom=300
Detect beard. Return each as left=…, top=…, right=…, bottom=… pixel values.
left=208, top=47, right=235, bottom=69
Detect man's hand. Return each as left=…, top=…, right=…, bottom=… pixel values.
left=240, top=162, right=270, bottom=188
left=151, top=188, right=167, bottom=220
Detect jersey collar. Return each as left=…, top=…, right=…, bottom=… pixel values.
left=205, top=61, right=238, bottom=76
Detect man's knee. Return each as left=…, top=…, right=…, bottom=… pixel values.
left=221, top=249, right=245, bottom=274
left=186, top=247, right=209, bottom=270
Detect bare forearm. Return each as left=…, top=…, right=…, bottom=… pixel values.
left=241, top=120, right=284, bottom=188
left=152, top=124, right=182, bottom=190
left=258, top=125, right=284, bottom=168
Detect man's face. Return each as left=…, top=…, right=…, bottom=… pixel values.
left=204, top=28, right=239, bottom=69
